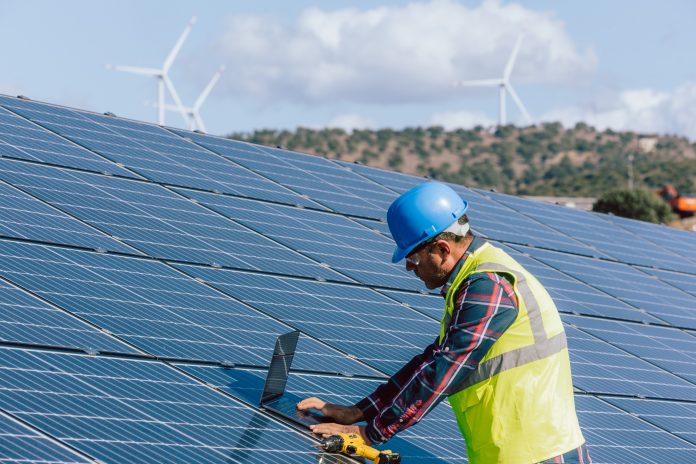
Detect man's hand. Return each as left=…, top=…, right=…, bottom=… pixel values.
left=296, top=397, right=363, bottom=424
left=309, top=423, right=372, bottom=446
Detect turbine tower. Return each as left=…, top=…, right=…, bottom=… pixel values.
left=160, top=65, right=225, bottom=133
left=453, top=35, right=532, bottom=126
left=106, top=16, right=196, bottom=126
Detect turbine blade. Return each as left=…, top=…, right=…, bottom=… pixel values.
left=163, top=16, right=197, bottom=72
left=503, top=34, right=524, bottom=82
left=109, top=65, right=161, bottom=76
left=161, top=103, right=192, bottom=112
left=194, top=65, right=225, bottom=110
left=163, top=75, right=192, bottom=126
left=193, top=111, right=206, bottom=133
left=506, top=84, right=532, bottom=124
left=453, top=79, right=503, bottom=87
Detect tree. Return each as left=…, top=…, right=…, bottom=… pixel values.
left=592, top=189, right=674, bottom=224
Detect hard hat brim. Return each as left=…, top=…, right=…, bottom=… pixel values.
left=392, top=243, right=416, bottom=264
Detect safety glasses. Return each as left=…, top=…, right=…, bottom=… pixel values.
left=405, top=240, right=434, bottom=266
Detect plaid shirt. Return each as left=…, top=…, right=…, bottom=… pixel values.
left=356, top=237, right=519, bottom=443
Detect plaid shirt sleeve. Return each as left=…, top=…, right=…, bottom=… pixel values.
left=355, top=271, right=519, bottom=444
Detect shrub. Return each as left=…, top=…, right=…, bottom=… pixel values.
left=592, top=189, right=674, bottom=223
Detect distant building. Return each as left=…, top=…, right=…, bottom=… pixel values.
left=637, top=136, right=658, bottom=153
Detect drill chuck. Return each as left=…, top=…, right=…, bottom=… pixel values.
left=317, top=435, right=344, bottom=453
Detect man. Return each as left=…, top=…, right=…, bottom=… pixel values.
left=298, top=182, right=589, bottom=463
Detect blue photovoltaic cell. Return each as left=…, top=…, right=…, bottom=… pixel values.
left=0, top=347, right=339, bottom=464
left=175, top=129, right=397, bottom=219
left=505, top=244, right=665, bottom=323
left=639, top=266, right=696, bottom=298
left=174, top=188, right=424, bottom=291
left=564, top=324, right=696, bottom=400
left=0, top=158, right=345, bottom=281
left=462, top=187, right=607, bottom=257
left=0, top=102, right=139, bottom=178
left=0, top=277, right=137, bottom=354
left=176, top=265, right=440, bottom=375
left=0, top=413, right=89, bottom=464
left=574, top=395, right=696, bottom=463
left=354, top=217, right=393, bottom=238
left=0, top=179, right=139, bottom=254
left=181, top=365, right=467, bottom=464
left=338, top=160, right=429, bottom=193
left=378, top=289, right=444, bottom=321
left=605, top=214, right=696, bottom=268
left=516, top=246, right=696, bottom=330
left=484, top=190, right=696, bottom=274
left=0, top=95, right=322, bottom=209
left=563, top=314, right=696, bottom=385
left=0, top=239, right=374, bottom=374
left=605, top=397, right=696, bottom=447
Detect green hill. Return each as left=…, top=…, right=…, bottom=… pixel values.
left=228, top=122, right=696, bottom=197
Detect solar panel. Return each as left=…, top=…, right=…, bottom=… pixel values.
left=181, top=365, right=467, bottom=464
left=174, top=130, right=397, bottom=220
left=0, top=239, right=374, bottom=374
left=0, top=179, right=139, bottom=254
left=0, top=95, right=323, bottom=209
left=564, top=323, right=696, bottom=400
left=0, top=346, right=338, bottom=464
left=639, top=266, right=696, bottom=298
left=354, top=217, right=393, bottom=238
left=0, top=413, right=90, bottom=464
left=337, top=160, right=429, bottom=193
left=377, top=289, right=444, bottom=320
left=0, top=103, right=139, bottom=178
left=604, top=213, right=696, bottom=267
left=484, top=190, right=696, bottom=274
left=563, top=314, right=696, bottom=385
left=0, top=277, right=138, bottom=354
left=340, top=161, right=604, bottom=257
left=506, top=244, right=664, bottom=323
left=515, top=245, right=696, bottom=330
left=574, top=395, right=696, bottom=463
left=0, top=158, right=344, bottom=281
left=463, top=187, right=608, bottom=257
left=175, top=265, right=440, bottom=375
left=173, top=188, right=424, bottom=291
left=605, top=397, right=696, bottom=447
left=2, top=95, right=696, bottom=462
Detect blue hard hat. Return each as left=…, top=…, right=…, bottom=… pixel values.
left=387, top=182, right=468, bottom=263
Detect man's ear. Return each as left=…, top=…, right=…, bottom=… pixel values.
left=433, top=239, right=451, bottom=258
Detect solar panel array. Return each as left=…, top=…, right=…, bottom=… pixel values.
left=1, top=94, right=695, bottom=463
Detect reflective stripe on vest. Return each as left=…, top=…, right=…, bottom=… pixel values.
left=443, top=260, right=567, bottom=388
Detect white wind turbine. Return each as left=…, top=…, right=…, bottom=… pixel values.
left=453, top=35, right=532, bottom=126
left=159, top=65, right=225, bottom=132
left=106, top=16, right=196, bottom=126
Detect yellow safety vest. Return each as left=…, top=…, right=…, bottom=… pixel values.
left=441, top=242, right=584, bottom=463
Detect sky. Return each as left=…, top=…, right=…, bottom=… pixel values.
left=3, top=0, right=696, bottom=138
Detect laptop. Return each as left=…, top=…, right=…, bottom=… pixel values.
left=259, top=331, right=330, bottom=427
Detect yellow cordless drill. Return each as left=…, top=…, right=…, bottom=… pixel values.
left=315, top=433, right=401, bottom=464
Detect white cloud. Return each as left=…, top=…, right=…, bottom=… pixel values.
left=327, top=113, right=377, bottom=132
left=429, top=110, right=495, bottom=130
left=213, top=0, right=595, bottom=105
left=542, top=81, right=696, bottom=139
